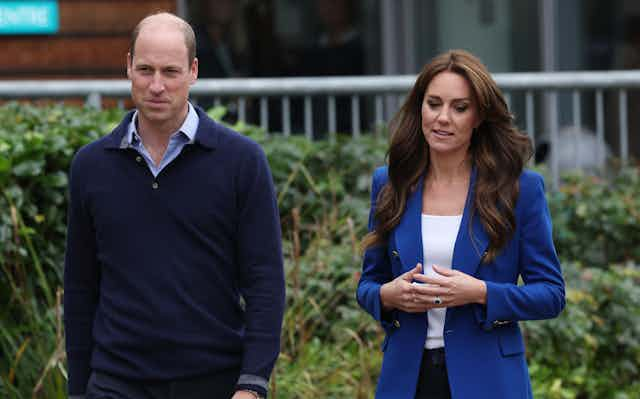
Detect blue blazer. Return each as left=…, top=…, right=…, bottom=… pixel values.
left=357, top=166, right=565, bottom=399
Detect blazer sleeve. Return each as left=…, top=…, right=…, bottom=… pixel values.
left=475, top=172, right=566, bottom=330
left=356, top=167, right=397, bottom=332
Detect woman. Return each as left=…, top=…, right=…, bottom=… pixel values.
left=356, top=50, right=565, bottom=399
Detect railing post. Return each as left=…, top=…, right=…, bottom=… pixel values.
left=572, top=90, right=582, bottom=169
left=351, top=95, right=360, bottom=138
left=304, top=96, right=313, bottom=140
left=525, top=90, right=535, bottom=146
left=260, top=97, right=269, bottom=136
left=375, top=95, right=384, bottom=136
left=595, top=90, right=605, bottom=169
left=328, top=96, right=337, bottom=142
left=86, top=92, right=102, bottom=110
left=619, top=90, right=628, bottom=164
left=238, top=97, right=246, bottom=123
left=282, top=96, right=291, bottom=137
left=549, top=91, right=559, bottom=190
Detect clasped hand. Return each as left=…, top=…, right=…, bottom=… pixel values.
left=379, top=263, right=487, bottom=313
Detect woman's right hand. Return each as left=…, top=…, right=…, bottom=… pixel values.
left=380, top=263, right=427, bottom=313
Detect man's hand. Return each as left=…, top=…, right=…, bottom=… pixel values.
left=232, top=390, right=260, bottom=399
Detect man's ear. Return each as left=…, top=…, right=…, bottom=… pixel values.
left=126, top=52, right=132, bottom=79
left=190, top=57, right=199, bottom=84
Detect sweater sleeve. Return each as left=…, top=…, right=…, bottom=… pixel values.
left=234, top=144, right=285, bottom=398
left=63, top=151, right=101, bottom=396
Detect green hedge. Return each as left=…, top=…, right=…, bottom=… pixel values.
left=548, top=169, right=640, bottom=267
left=1, top=103, right=639, bottom=398
left=526, top=262, right=640, bottom=398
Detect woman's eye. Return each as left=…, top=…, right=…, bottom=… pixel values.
left=455, top=105, right=468, bottom=112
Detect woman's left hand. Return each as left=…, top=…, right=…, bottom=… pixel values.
left=412, top=264, right=487, bottom=308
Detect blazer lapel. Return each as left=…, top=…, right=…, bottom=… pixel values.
left=393, top=177, right=424, bottom=272
left=452, top=168, right=489, bottom=277
left=391, top=169, right=489, bottom=275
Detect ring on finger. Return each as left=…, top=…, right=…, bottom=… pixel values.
left=434, top=296, right=442, bottom=305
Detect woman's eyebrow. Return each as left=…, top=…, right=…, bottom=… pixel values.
left=426, top=95, right=472, bottom=102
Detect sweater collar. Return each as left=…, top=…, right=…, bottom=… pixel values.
left=104, top=105, right=220, bottom=150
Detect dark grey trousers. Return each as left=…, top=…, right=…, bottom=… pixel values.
left=86, top=369, right=239, bottom=399
left=414, top=348, right=452, bottom=399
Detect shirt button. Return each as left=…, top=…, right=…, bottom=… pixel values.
left=136, top=155, right=142, bottom=163
left=152, top=182, right=159, bottom=189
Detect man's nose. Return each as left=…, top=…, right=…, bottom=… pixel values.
left=149, top=74, right=165, bottom=94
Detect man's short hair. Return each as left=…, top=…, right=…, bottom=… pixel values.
left=129, top=12, right=196, bottom=66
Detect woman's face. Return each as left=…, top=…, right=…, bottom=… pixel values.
left=421, top=71, right=481, bottom=157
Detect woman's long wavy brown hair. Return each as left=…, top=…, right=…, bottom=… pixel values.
left=362, top=50, right=533, bottom=263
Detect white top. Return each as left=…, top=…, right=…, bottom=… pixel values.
left=421, top=214, right=462, bottom=349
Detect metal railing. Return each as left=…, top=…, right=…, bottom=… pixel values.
left=1, top=70, right=640, bottom=187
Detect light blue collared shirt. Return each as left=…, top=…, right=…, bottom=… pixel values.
left=126, top=102, right=200, bottom=177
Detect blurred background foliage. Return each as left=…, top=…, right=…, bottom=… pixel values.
left=0, top=103, right=639, bottom=398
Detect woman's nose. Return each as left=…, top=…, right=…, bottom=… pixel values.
left=436, top=105, right=450, bottom=124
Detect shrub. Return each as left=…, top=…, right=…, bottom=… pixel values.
left=0, top=102, right=638, bottom=398
left=548, top=168, right=640, bottom=266
left=525, top=261, right=640, bottom=398
left=0, top=103, right=123, bottom=398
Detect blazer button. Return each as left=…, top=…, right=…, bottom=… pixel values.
left=391, top=250, right=400, bottom=258
left=393, top=320, right=400, bottom=328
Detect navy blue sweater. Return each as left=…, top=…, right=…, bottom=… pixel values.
left=64, top=107, right=285, bottom=397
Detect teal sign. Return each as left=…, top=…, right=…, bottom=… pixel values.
left=0, top=1, right=59, bottom=34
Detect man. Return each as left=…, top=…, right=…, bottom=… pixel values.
left=64, top=12, right=284, bottom=399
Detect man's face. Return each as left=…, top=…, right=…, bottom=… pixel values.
left=127, top=24, right=197, bottom=129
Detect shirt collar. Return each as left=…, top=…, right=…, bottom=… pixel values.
left=125, top=102, right=199, bottom=147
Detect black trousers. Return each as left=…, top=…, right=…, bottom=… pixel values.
left=414, top=348, right=452, bottom=399
left=85, top=369, right=239, bottom=399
